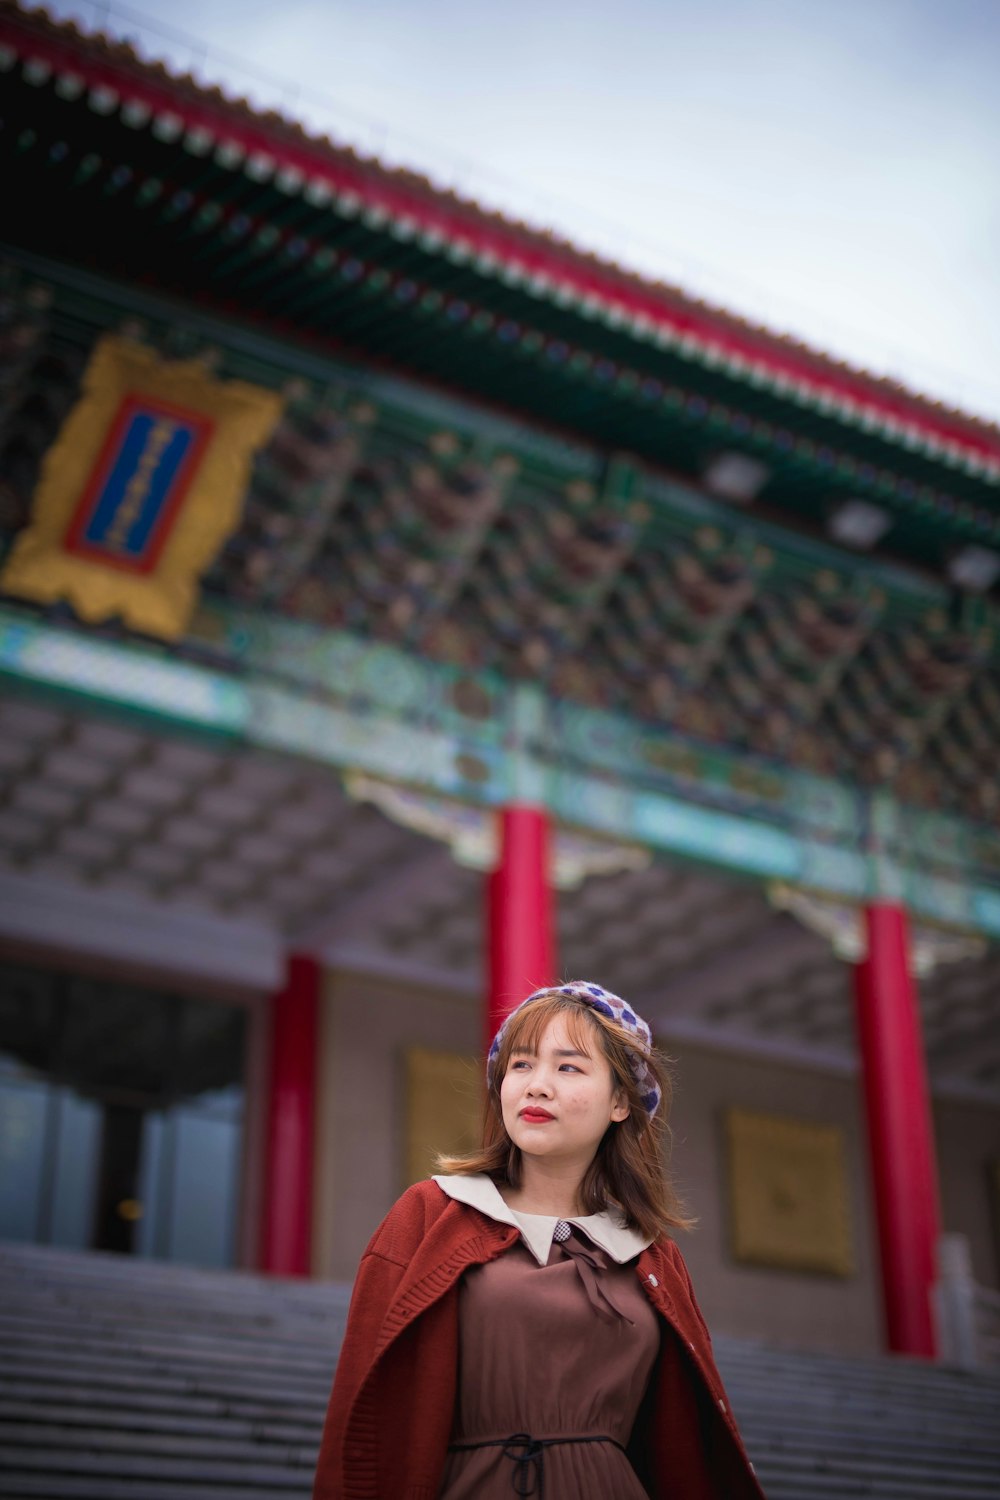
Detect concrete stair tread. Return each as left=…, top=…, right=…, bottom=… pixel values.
left=0, top=1421, right=317, bottom=1464
left=0, top=1449, right=312, bottom=1483
left=0, top=1479, right=306, bottom=1500
left=1, top=1350, right=327, bottom=1404
left=3, top=1240, right=998, bottom=1500
left=1, top=1331, right=337, bottom=1381
left=0, top=1402, right=317, bottom=1443
left=0, top=1377, right=323, bottom=1424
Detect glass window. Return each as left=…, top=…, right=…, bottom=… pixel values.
left=49, top=1089, right=101, bottom=1249
left=168, top=1103, right=242, bottom=1267
left=0, top=1082, right=49, bottom=1241
left=0, top=960, right=247, bottom=1268
left=135, top=1110, right=168, bottom=1260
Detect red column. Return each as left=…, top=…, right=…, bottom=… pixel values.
left=854, top=903, right=941, bottom=1357
left=486, top=805, right=555, bottom=1051
left=261, top=953, right=319, bottom=1277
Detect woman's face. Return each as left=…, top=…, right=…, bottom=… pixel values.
left=500, top=1013, right=629, bottom=1170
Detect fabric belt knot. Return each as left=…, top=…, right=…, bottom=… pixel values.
left=501, top=1434, right=543, bottom=1497
left=448, top=1431, right=627, bottom=1498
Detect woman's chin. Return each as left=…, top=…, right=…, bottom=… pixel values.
left=509, top=1126, right=560, bottom=1157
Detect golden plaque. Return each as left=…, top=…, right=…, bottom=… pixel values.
left=726, top=1107, right=854, bottom=1276
left=404, top=1047, right=483, bottom=1188
left=0, top=335, right=282, bottom=639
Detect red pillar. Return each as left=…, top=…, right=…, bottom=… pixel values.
left=486, top=805, right=555, bottom=1051
left=261, top=953, right=319, bottom=1277
left=854, top=903, right=941, bottom=1357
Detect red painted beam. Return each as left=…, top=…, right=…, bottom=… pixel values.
left=854, top=904, right=941, bottom=1358
left=261, top=953, right=319, bottom=1277
left=486, top=805, right=555, bottom=1052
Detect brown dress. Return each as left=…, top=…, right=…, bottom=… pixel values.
left=439, top=1223, right=660, bottom=1499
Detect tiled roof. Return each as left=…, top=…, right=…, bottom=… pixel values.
left=2, top=0, right=999, bottom=465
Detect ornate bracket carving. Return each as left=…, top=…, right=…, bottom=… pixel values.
left=344, top=772, right=651, bottom=890
left=768, top=880, right=986, bottom=977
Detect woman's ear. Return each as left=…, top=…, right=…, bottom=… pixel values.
left=611, top=1091, right=630, bottom=1123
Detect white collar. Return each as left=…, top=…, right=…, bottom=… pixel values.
left=432, top=1173, right=652, bottom=1267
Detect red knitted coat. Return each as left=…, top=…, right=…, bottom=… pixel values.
left=313, top=1180, right=765, bottom=1500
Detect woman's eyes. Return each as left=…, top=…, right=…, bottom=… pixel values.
left=510, top=1060, right=581, bottom=1072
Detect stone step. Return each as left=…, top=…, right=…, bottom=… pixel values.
left=0, top=1423, right=316, bottom=1466
left=3, top=1241, right=999, bottom=1500
left=0, top=1474, right=309, bottom=1500
left=0, top=1330, right=337, bottom=1382
left=0, top=1352, right=334, bottom=1393
left=0, top=1447, right=312, bottom=1487
left=0, top=1400, right=317, bottom=1444
left=0, top=1377, right=321, bottom=1425
left=756, top=1445, right=1000, bottom=1498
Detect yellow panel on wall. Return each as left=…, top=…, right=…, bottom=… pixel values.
left=0, top=335, right=282, bottom=640
left=726, top=1107, right=854, bottom=1277
left=404, top=1048, right=483, bottom=1189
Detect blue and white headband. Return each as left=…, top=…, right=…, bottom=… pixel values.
left=487, top=980, right=661, bottom=1119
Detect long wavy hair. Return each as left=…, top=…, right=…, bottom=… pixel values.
left=437, top=989, right=693, bottom=1241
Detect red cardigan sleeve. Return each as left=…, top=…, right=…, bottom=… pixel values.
left=312, top=1182, right=468, bottom=1500
left=312, top=1245, right=410, bottom=1500
left=643, top=1240, right=767, bottom=1500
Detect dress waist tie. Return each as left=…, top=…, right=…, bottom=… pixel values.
left=447, top=1432, right=627, bottom=1498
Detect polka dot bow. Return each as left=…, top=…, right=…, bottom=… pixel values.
left=487, top=980, right=662, bottom=1119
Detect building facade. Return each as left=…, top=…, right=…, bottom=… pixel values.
left=1, top=0, right=999, bottom=1361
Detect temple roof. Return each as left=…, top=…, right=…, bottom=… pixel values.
left=1, top=1, right=999, bottom=843
left=2, top=0, right=999, bottom=474
left=2, top=1, right=999, bottom=600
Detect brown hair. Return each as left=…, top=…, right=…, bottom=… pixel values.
left=437, top=990, right=693, bottom=1241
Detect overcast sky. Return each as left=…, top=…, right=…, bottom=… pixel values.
left=44, top=0, right=1000, bottom=422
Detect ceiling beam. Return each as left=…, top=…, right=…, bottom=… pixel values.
left=0, top=869, right=282, bottom=992
left=294, top=839, right=457, bottom=951
left=321, top=942, right=477, bottom=998
left=637, top=913, right=829, bottom=1022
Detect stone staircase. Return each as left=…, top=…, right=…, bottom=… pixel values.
left=2, top=1241, right=999, bottom=1499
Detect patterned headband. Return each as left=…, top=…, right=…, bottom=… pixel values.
left=487, top=980, right=661, bottom=1119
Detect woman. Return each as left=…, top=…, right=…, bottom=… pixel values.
left=314, top=981, right=765, bottom=1499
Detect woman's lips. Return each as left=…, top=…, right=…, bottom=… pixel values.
left=520, top=1108, right=555, bottom=1122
